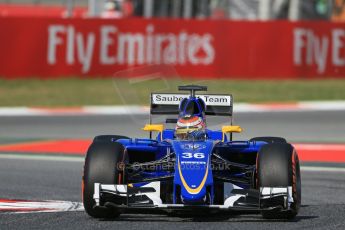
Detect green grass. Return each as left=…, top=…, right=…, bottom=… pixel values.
left=1, top=78, right=345, bottom=107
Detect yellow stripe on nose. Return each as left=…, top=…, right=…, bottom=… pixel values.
left=177, top=157, right=209, bottom=195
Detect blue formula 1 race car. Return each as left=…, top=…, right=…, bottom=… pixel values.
left=82, top=85, right=301, bottom=219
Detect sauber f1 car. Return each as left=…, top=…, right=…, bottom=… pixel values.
left=82, top=85, right=301, bottom=219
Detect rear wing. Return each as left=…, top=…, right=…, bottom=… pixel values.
left=150, top=93, right=233, bottom=116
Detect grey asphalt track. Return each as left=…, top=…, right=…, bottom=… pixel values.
left=0, top=111, right=345, bottom=229
left=0, top=110, right=345, bottom=142
left=0, top=158, right=344, bottom=230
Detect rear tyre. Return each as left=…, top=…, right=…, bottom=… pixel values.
left=82, top=141, right=127, bottom=218
left=250, top=136, right=287, bottom=144
left=257, top=143, right=301, bottom=219
left=93, top=135, right=129, bottom=143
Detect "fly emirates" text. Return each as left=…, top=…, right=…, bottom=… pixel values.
left=47, top=24, right=215, bottom=73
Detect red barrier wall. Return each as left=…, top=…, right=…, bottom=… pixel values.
left=0, top=4, right=87, bottom=18
left=0, top=18, right=344, bottom=78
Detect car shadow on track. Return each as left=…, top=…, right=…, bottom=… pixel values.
left=98, top=214, right=318, bottom=223
left=97, top=205, right=316, bottom=222
left=220, top=215, right=319, bottom=223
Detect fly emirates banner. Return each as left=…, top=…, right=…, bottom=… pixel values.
left=0, top=18, right=344, bottom=78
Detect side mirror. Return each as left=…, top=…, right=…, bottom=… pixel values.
left=142, top=124, right=164, bottom=132
left=222, top=126, right=242, bottom=133
left=221, top=125, right=243, bottom=142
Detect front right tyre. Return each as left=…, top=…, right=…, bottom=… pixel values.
left=257, top=143, right=301, bottom=219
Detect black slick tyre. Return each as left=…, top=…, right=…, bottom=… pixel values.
left=257, top=143, right=301, bottom=219
left=82, top=141, right=127, bottom=218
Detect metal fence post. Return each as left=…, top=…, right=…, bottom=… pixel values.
left=88, top=0, right=97, bottom=17
left=172, top=0, right=182, bottom=18
left=88, top=0, right=105, bottom=17
left=66, top=0, right=74, bottom=18
left=198, top=0, right=209, bottom=18
left=288, top=0, right=300, bottom=21
left=184, top=0, right=193, bottom=18
left=144, top=0, right=154, bottom=18
left=258, top=0, right=271, bottom=20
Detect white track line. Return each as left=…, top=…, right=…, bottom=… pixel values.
left=0, top=153, right=344, bottom=172
left=0, top=200, right=84, bottom=214
left=0, top=154, right=84, bottom=162
left=300, top=166, right=345, bottom=172
left=1, top=101, right=345, bottom=116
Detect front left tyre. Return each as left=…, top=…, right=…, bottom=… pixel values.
left=82, top=141, right=127, bottom=218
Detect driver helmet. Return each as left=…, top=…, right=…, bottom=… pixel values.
left=175, top=115, right=205, bottom=140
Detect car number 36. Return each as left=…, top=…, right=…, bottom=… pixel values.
left=181, top=152, right=205, bottom=159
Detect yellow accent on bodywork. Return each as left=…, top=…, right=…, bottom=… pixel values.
left=142, top=124, right=164, bottom=132
left=177, top=157, right=209, bottom=195
left=222, top=125, right=243, bottom=142
left=222, top=125, right=242, bottom=133
left=142, top=124, right=164, bottom=140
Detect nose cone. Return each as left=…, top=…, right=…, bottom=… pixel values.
left=176, top=150, right=210, bottom=204
left=173, top=140, right=213, bottom=205
left=181, top=187, right=207, bottom=204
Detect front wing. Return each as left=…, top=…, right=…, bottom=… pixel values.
left=93, top=182, right=295, bottom=214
